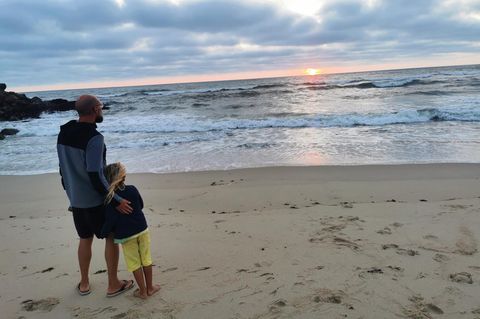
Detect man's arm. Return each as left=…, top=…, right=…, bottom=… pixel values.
left=59, top=166, right=65, bottom=190
left=85, top=135, right=132, bottom=214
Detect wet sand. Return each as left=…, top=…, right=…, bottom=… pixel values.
left=2, top=164, right=480, bottom=318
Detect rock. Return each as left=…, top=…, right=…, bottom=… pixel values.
left=0, top=134, right=4, bottom=140
left=1, top=128, right=19, bottom=135
left=44, top=99, right=75, bottom=113
left=0, top=84, right=76, bottom=121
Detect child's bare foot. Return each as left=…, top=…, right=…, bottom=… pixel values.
left=147, top=284, right=161, bottom=296
left=133, top=288, right=148, bottom=299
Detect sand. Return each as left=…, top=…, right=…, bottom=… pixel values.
left=1, top=164, right=480, bottom=319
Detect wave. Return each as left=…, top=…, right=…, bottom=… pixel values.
left=99, top=107, right=480, bottom=134
left=302, top=81, right=327, bottom=86
left=303, top=79, right=446, bottom=90
left=225, top=104, right=255, bottom=109
left=405, top=90, right=451, bottom=96
left=10, top=107, right=480, bottom=137
left=234, top=90, right=262, bottom=97
left=114, top=83, right=290, bottom=99
left=139, top=89, right=172, bottom=95
left=103, top=100, right=127, bottom=106
left=103, top=77, right=449, bottom=100
left=96, top=92, right=129, bottom=98
left=192, top=103, right=210, bottom=108
left=251, top=84, right=288, bottom=89
left=236, top=142, right=275, bottom=149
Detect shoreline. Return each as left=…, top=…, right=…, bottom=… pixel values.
left=2, top=161, right=480, bottom=177
left=2, top=163, right=480, bottom=318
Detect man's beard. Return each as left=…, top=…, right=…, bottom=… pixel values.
left=95, top=115, right=103, bottom=123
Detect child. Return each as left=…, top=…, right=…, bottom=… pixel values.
left=101, top=162, right=160, bottom=299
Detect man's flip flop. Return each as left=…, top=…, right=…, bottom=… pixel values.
left=77, top=283, right=91, bottom=296
left=106, top=280, right=135, bottom=298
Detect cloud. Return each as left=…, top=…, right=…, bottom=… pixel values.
left=0, top=0, right=479, bottom=89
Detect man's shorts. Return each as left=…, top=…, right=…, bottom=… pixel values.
left=121, top=231, right=152, bottom=272
left=72, top=205, right=106, bottom=239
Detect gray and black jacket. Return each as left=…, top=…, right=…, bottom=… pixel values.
left=57, top=120, right=121, bottom=208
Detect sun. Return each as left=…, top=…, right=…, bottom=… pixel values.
left=281, top=0, right=323, bottom=17
left=306, top=68, right=321, bottom=75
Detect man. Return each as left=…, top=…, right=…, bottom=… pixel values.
left=57, top=95, right=134, bottom=297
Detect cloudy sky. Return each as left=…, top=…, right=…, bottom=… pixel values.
left=1, top=0, right=479, bottom=91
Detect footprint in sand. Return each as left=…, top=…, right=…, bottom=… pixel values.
left=311, top=288, right=344, bottom=304
left=377, top=227, right=392, bottom=235
left=396, top=248, right=419, bottom=256
left=196, top=266, right=211, bottom=271
left=71, top=306, right=117, bottom=318
left=40, top=267, right=54, bottom=273
left=449, top=272, right=473, bottom=284
left=471, top=307, right=480, bottom=314
left=21, top=298, right=59, bottom=312
left=403, top=295, right=444, bottom=318
left=455, top=226, right=477, bottom=255
left=358, top=266, right=404, bottom=280
left=269, top=299, right=287, bottom=313
left=270, top=286, right=283, bottom=295
left=340, top=202, right=353, bottom=208
left=433, top=253, right=450, bottom=263
left=382, top=244, right=419, bottom=256
left=444, top=204, right=472, bottom=210
left=94, top=269, right=107, bottom=274
left=416, top=272, right=428, bottom=279
left=309, top=235, right=360, bottom=250
left=162, top=267, right=178, bottom=273
left=358, top=267, right=383, bottom=278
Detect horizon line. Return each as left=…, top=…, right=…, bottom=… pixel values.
left=11, top=62, right=480, bottom=94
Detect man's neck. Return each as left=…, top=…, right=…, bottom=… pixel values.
left=78, top=116, right=95, bottom=123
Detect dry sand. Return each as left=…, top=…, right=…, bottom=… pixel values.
left=1, top=164, right=480, bottom=319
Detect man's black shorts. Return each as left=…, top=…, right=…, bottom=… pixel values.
left=72, top=205, right=106, bottom=239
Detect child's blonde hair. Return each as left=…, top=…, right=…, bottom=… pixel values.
left=104, top=162, right=126, bottom=204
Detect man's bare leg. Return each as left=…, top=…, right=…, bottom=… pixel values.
left=105, top=234, right=123, bottom=293
left=78, top=237, right=93, bottom=292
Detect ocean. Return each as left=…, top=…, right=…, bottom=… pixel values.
left=1, top=64, right=479, bottom=175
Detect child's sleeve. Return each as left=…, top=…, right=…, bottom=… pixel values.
left=133, top=186, right=144, bottom=210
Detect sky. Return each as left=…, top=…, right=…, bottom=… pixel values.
left=1, top=0, right=479, bottom=92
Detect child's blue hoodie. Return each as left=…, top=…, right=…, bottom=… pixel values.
left=101, top=185, right=148, bottom=240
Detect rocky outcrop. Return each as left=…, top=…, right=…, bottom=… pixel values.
left=0, top=83, right=76, bottom=121
left=1, top=128, right=19, bottom=135
left=0, top=128, right=19, bottom=140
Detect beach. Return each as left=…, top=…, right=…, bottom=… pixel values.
left=2, top=163, right=480, bottom=318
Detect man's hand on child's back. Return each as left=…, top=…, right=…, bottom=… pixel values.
left=116, top=199, right=133, bottom=214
